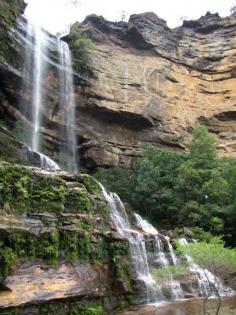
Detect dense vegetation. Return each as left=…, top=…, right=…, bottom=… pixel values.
left=94, top=125, right=236, bottom=246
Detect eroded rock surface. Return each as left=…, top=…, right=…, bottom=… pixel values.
left=70, top=12, right=236, bottom=167
left=1, top=10, right=236, bottom=168
left=0, top=163, right=132, bottom=312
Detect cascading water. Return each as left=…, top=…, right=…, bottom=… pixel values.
left=58, top=39, right=78, bottom=174
left=165, top=236, right=179, bottom=266
left=134, top=213, right=184, bottom=301
left=100, top=184, right=164, bottom=304
left=15, top=17, right=78, bottom=172
left=100, top=184, right=234, bottom=305
left=178, top=238, right=234, bottom=297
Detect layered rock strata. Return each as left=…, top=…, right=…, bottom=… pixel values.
left=1, top=9, right=236, bottom=167
left=0, top=163, right=132, bottom=313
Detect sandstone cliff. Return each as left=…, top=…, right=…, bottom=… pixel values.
left=70, top=11, right=236, bottom=167
left=0, top=7, right=236, bottom=168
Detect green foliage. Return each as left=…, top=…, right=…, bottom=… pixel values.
left=189, top=227, right=215, bottom=243
left=94, top=167, right=134, bottom=204
left=65, top=187, right=92, bottom=212
left=69, top=22, right=93, bottom=73
left=93, top=125, right=236, bottom=246
left=0, top=0, right=24, bottom=62
left=153, top=264, right=188, bottom=278
left=0, top=241, right=16, bottom=277
left=73, top=305, right=104, bottom=315
left=79, top=175, right=101, bottom=195
left=0, top=163, right=67, bottom=213
left=178, top=237, right=236, bottom=281
left=132, top=146, right=187, bottom=226
left=176, top=126, right=233, bottom=236
left=0, top=163, right=106, bottom=215
left=38, top=231, right=60, bottom=264
left=108, top=241, right=131, bottom=283
left=190, top=124, right=217, bottom=166
left=0, top=229, right=115, bottom=278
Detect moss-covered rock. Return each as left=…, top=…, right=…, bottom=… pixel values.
left=0, top=163, right=134, bottom=313
left=0, top=0, right=25, bottom=63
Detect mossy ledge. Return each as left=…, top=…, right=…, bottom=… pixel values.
left=0, top=162, right=134, bottom=314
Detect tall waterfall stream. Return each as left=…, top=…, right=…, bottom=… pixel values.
left=15, top=18, right=77, bottom=172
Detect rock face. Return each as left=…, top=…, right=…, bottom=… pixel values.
left=0, top=163, right=132, bottom=313
left=0, top=8, right=236, bottom=169
left=70, top=12, right=236, bottom=167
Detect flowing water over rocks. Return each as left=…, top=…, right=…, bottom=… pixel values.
left=101, top=185, right=235, bottom=306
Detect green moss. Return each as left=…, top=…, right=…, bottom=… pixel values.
left=69, top=22, right=93, bottom=73
left=60, top=231, right=79, bottom=261
left=72, top=305, right=104, bottom=315
left=79, top=175, right=101, bottom=195
left=0, top=301, right=104, bottom=315
left=65, top=187, right=92, bottom=213
left=0, top=308, right=21, bottom=315
left=38, top=231, right=60, bottom=264
left=0, top=0, right=25, bottom=62
left=0, top=229, right=110, bottom=278
left=60, top=232, right=108, bottom=264
left=0, top=163, right=67, bottom=213
left=0, top=241, right=16, bottom=278
left=108, top=240, right=132, bottom=292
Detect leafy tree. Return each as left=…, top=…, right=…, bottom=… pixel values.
left=131, top=145, right=187, bottom=227
left=176, top=125, right=226, bottom=234
left=93, top=166, right=134, bottom=205
left=190, top=124, right=217, bottom=166
left=93, top=124, right=236, bottom=245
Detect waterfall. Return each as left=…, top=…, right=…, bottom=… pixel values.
left=15, top=17, right=78, bottom=172
left=165, top=236, right=179, bottom=266
left=100, top=184, right=164, bottom=304
left=155, top=237, right=169, bottom=268
left=178, top=238, right=234, bottom=297
left=100, top=184, right=186, bottom=304
left=100, top=183, right=234, bottom=305
left=31, top=23, right=47, bottom=152
left=58, top=40, right=78, bottom=174
left=134, top=213, right=184, bottom=301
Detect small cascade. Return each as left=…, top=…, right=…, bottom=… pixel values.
left=154, top=237, right=169, bottom=268
left=133, top=213, right=184, bottom=301
left=38, top=152, right=60, bottom=170
left=26, top=147, right=60, bottom=170
left=100, top=184, right=234, bottom=305
left=165, top=236, right=179, bottom=266
left=134, top=213, right=158, bottom=235
left=58, top=39, right=78, bottom=174
left=178, top=238, right=234, bottom=297
left=168, top=276, right=184, bottom=300
left=100, top=184, right=164, bottom=304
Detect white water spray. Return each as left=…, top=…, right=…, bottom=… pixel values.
left=58, top=40, right=78, bottom=173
